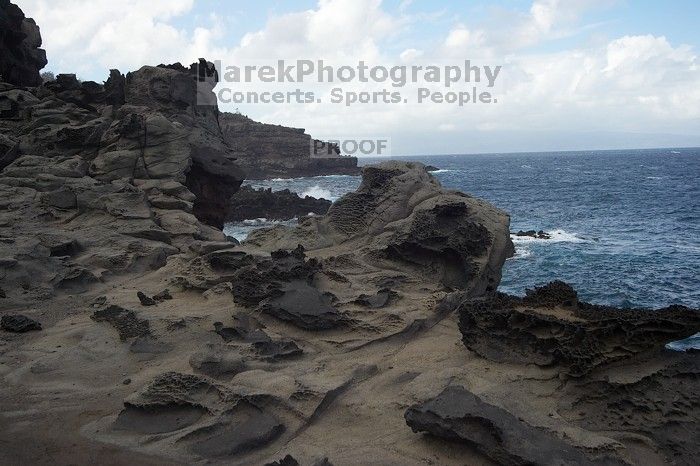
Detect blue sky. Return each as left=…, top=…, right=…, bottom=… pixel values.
left=17, top=0, right=700, bottom=154
left=166, top=0, right=700, bottom=59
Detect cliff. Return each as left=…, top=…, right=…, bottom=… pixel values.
left=220, top=112, right=360, bottom=179
left=1, top=3, right=698, bottom=466
left=0, top=0, right=47, bottom=87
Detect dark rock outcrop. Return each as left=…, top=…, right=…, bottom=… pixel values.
left=0, top=54, right=250, bottom=307
left=458, top=281, right=700, bottom=377
left=228, top=186, right=331, bottom=221
left=0, top=0, right=47, bottom=87
left=560, top=353, right=700, bottom=464
left=247, top=162, right=513, bottom=295
left=186, top=146, right=245, bottom=228
left=1, top=314, right=41, bottom=332
left=220, top=113, right=360, bottom=179
left=405, top=385, right=606, bottom=465
left=189, top=345, right=246, bottom=378
left=252, top=339, right=303, bottom=361
left=261, top=281, right=344, bottom=330
left=136, top=291, right=156, bottom=306
left=91, top=305, right=150, bottom=341
left=514, top=229, right=552, bottom=239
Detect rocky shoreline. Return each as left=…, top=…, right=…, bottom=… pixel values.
left=1, top=2, right=698, bottom=465
left=227, top=186, right=331, bottom=222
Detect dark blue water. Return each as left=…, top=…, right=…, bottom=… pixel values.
left=226, top=148, right=700, bottom=316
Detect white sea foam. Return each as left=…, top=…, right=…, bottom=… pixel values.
left=301, top=185, right=334, bottom=200
left=508, top=246, right=532, bottom=260
left=510, top=229, right=586, bottom=244
left=267, top=174, right=356, bottom=182
left=429, top=169, right=454, bottom=174
left=666, top=332, right=700, bottom=351
left=224, top=217, right=298, bottom=241
left=242, top=218, right=269, bottom=225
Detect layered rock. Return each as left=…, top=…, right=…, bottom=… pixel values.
left=220, top=113, right=360, bottom=179
left=405, top=386, right=607, bottom=465
left=400, top=282, right=700, bottom=465
left=0, top=55, right=250, bottom=307
left=30, top=162, right=509, bottom=462
left=227, top=186, right=331, bottom=221
left=246, top=161, right=514, bottom=295
left=458, top=281, right=700, bottom=377
left=0, top=0, right=47, bottom=87
left=2, top=4, right=697, bottom=466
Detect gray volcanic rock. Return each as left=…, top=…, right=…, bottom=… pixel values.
left=261, top=281, right=344, bottom=330
left=458, top=281, right=700, bottom=377
left=0, top=0, right=47, bottom=87
left=136, top=291, right=156, bottom=306
left=91, top=305, right=150, bottom=341
left=246, top=161, right=513, bottom=295
left=560, top=353, right=700, bottom=464
left=227, top=186, right=332, bottom=221
left=220, top=112, right=360, bottom=179
left=1, top=314, right=41, bottom=332
left=405, top=385, right=604, bottom=465
left=0, top=54, right=250, bottom=307
left=189, top=345, right=246, bottom=378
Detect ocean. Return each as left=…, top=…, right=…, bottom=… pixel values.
left=224, top=148, right=700, bottom=348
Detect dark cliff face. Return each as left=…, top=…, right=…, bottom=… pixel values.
left=0, top=53, right=251, bottom=305
left=0, top=0, right=47, bottom=87
left=227, top=186, right=331, bottom=222
left=220, top=113, right=360, bottom=179
left=0, top=0, right=250, bottom=310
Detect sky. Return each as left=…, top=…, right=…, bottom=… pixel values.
left=16, top=0, right=700, bottom=155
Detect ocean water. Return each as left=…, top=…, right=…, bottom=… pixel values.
left=224, top=148, right=700, bottom=348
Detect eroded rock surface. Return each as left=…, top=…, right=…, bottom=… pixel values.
left=417, top=282, right=700, bottom=465
left=246, top=161, right=513, bottom=296
left=458, top=281, right=700, bottom=377
left=1, top=3, right=696, bottom=466
left=405, top=385, right=609, bottom=465
left=0, top=57, right=246, bottom=307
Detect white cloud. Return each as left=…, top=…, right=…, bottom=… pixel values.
left=16, top=0, right=216, bottom=76
left=399, top=48, right=423, bottom=62
left=14, top=0, right=700, bottom=153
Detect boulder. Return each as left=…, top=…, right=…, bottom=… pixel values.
left=405, top=386, right=602, bottom=465
left=1, top=314, right=41, bottom=332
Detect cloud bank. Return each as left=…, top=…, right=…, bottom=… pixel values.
left=18, top=0, right=700, bottom=154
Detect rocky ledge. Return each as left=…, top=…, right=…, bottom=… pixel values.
left=1, top=2, right=697, bottom=465
left=405, top=281, right=700, bottom=465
